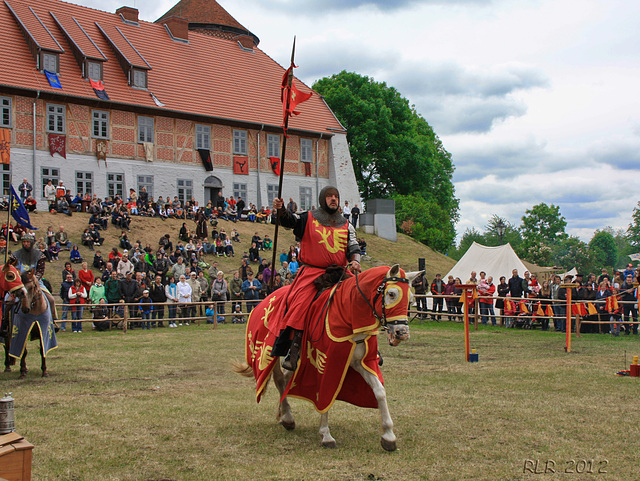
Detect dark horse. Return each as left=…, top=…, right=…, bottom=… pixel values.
left=1, top=260, right=58, bottom=378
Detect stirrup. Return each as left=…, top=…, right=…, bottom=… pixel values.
left=282, top=331, right=303, bottom=371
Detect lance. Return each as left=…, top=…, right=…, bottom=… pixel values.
left=4, top=172, right=13, bottom=265
left=270, top=37, right=296, bottom=290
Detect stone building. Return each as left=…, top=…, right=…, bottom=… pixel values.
left=0, top=0, right=359, bottom=210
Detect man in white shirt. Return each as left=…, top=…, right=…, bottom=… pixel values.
left=177, top=274, right=192, bottom=325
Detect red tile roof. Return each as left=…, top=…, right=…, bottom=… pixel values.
left=0, top=0, right=344, bottom=136
left=156, top=0, right=248, bottom=34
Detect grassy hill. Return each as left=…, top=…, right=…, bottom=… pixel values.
left=9, top=209, right=454, bottom=296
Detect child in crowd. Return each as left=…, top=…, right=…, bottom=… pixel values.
left=139, top=290, right=153, bottom=330
left=48, top=242, right=60, bottom=261
left=70, top=245, right=83, bottom=263
left=232, top=304, right=245, bottom=324
left=92, top=298, right=110, bottom=332
left=206, top=304, right=216, bottom=327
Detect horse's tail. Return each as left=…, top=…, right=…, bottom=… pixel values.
left=231, top=360, right=253, bottom=378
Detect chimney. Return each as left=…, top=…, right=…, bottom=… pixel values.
left=161, top=16, right=189, bottom=42
left=116, top=6, right=139, bottom=23
left=235, top=35, right=255, bottom=50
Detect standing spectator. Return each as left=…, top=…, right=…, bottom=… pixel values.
left=186, top=272, right=202, bottom=319
left=242, top=271, right=262, bottom=313
left=479, top=276, right=497, bottom=326
left=78, top=262, right=94, bottom=293
left=18, top=178, right=32, bottom=201
left=139, top=290, right=153, bottom=330
left=69, top=278, right=87, bottom=333
left=289, top=255, right=299, bottom=276
left=105, top=270, right=122, bottom=313
left=342, top=201, right=351, bottom=223
left=351, top=204, right=360, bottom=228
left=165, top=275, right=179, bottom=327
left=177, top=275, right=192, bottom=325
left=89, top=277, right=105, bottom=307
left=443, top=275, right=456, bottom=320
left=286, top=197, right=297, bottom=214
left=229, top=271, right=243, bottom=309
left=621, top=274, right=637, bottom=335
left=150, top=275, right=167, bottom=327
left=117, top=252, right=134, bottom=277
left=210, top=271, right=228, bottom=316
left=55, top=180, right=66, bottom=199
left=496, top=276, right=509, bottom=326
left=430, top=273, right=445, bottom=321
left=44, top=180, right=56, bottom=210
left=119, top=272, right=139, bottom=325
left=238, top=258, right=253, bottom=281
left=197, top=270, right=209, bottom=316
left=539, top=280, right=551, bottom=331
left=171, top=256, right=186, bottom=280
left=59, top=273, right=74, bottom=331
left=412, top=272, right=428, bottom=319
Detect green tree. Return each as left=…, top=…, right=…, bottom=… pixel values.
left=313, top=71, right=459, bottom=227
left=589, top=230, right=618, bottom=270
left=553, top=236, right=590, bottom=272
left=483, top=215, right=523, bottom=249
left=520, top=203, right=567, bottom=247
left=394, top=194, right=455, bottom=252
left=626, top=202, right=640, bottom=248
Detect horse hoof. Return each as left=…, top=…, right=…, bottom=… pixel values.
left=322, top=440, right=337, bottom=449
left=280, top=420, right=296, bottom=431
left=42, top=371, right=49, bottom=378
left=381, top=438, right=397, bottom=452
left=19, top=372, right=27, bottom=379
left=4, top=367, right=10, bottom=372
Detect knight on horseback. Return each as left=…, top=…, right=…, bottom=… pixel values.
left=12, top=232, right=42, bottom=275
left=272, top=186, right=361, bottom=371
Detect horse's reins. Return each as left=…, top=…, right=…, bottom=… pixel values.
left=354, top=270, right=409, bottom=330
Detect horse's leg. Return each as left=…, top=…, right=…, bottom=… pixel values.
left=351, top=345, right=397, bottom=452
left=40, top=337, right=48, bottom=377
left=19, top=347, right=28, bottom=379
left=3, top=342, right=10, bottom=372
left=319, top=411, right=336, bottom=448
left=272, top=361, right=295, bottom=430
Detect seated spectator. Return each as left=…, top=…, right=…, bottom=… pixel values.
left=24, top=196, right=37, bottom=212
left=225, top=203, right=237, bottom=222
left=89, top=224, right=104, bottom=246
left=231, top=228, right=240, bottom=242
left=358, top=238, right=367, bottom=256
left=249, top=242, right=261, bottom=263
left=120, top=231, right=132, bottom=250
left=70, top=245, right=83, bottom=264
left=48, top=242, right=60, bottom=261
left=92, top=298, right=111, bottom=331
left=179, top=223, right=189, bottom=242
left=93, top=250, right=106, bottom=270
left=263, top=234, right=272, bottom=250
left=81, top=228, right=95, bottom=250
left=251, top=233, right=263, bottom=250
left=224, top=237, right=235, bottom=257
left=57, top=197, right=72, bottom=216
left=37, top=238, right=52, bottom=262
left=55, top=226, right=72, bottom=250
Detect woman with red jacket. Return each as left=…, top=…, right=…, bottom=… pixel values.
left=78, top=261, right=94, bottom=293
left=69, top=278, right=88, bottom=333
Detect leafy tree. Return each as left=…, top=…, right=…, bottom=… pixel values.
left=589, top=230, right=618, bottom=270
left=520, top=203, right=567, bottom=247
left=553, top=236, right=590, bottom=272
left=483, top=215, right=523, bottom=249
left=313, top=71, right=459, bottom=234
left=626, top=202, right=640, bottom=248
left=394, top=194, right=455, bottom=252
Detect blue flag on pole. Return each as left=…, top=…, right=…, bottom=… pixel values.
left=10, top=185, right=37, bottom=230
left=44, top=70, right=62, bottom=89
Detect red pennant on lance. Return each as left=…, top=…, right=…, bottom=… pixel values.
left=270, top=156, right=281, bottom=176
left=233, top=156, right=249, bottom=175
left=48, top=133, right=66, bottom=159
left=89, top=79, right=109, bottom=100
left=0, top=128, right=10, bottom=164
left=281, top=65, right=312, bottom=136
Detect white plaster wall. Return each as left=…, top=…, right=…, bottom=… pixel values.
left=328, top=133, right=360, bottom=208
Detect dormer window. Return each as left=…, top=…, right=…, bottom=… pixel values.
left=87, top=61, right=103, bottom=81
left=132, top=69, right=147, bottom=89
left=41, top=51, right=59, bottom=73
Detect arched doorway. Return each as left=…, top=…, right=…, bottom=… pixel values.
left=204, top=175, right=223, bottom=205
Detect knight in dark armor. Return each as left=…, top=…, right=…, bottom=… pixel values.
left=271, top=186, right=361, bottom=370
left=12, top=232, right=43, bottom=275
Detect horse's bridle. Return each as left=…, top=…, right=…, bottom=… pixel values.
left=354, top=270, right=410, bottom=330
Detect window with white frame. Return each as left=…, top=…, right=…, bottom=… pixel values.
left=301, top=138, right=313, bottom=163
left=267, top=184, right=278, bottom=206
left=177, top=179, right=193, bottom=207
left=0, top=164, right=10, bottom=196
left=233, top=129, right=247, bottom=155
left=107, top=173, right=125, bottom=199
left=138, top=116, right=154, bottom=143
left=75, top=171, right=93, bottom=196
left=41, top=167, right=60, bottom=198
left=299, top=187, right=312, bottom=211
left=41, top=52, right=59, bottom=73
left=233, top=182, right=247, bottom=201
left=196, top=124, right=211, bottom=150
left=46, top=104, right=65, bottom=133
left=267, top=134, right=279, bottom=158
left=137, top=175, right=154, bottom=199
left=0, top=97, right=11, bottom=127
left=87, top=61, right=102, bottom=81
left=92, top=110, right=109, bottom=139
left=132, top=69, right=147, bottom=88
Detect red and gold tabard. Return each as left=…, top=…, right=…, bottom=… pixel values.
left=278, top=214, right=350, bottom=332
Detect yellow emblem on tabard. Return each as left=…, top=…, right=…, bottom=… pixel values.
left=258, top=343, right=274, bottom=371
left=312, top=220, right=348, bottom=254
left=261, top=295, right=276, bottom=328
left=306, top=341, right=327, bottom=374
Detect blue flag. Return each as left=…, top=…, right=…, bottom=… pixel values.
left=10, top=185, right=37, bottom=230
left=44, top=70, right=62, bottom=89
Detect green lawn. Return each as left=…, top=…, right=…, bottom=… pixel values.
left=2, top=321, right=638, bottom=480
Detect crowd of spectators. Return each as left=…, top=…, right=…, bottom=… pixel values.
left=412, top=266, right=640, bottom=336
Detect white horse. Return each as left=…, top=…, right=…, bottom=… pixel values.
left=234, top=265, right=417, bottom=451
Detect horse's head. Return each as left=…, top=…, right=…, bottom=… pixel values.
left=20, top=268, right=42, bottom=314
left=377, top=265, right=413, bottom=346
left=0, top=262, right=26, bottom=300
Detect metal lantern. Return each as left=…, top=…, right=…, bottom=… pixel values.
left=0, top=392, right=15, bottom=434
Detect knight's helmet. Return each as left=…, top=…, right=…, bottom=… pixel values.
left=318, top=185, right=340, bottom=214
left=20, top=232, right=36, bottom=250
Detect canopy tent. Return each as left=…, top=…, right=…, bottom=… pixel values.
left=558, top=267, right=578, bottom=280
left=445, top=242, right=528, bottom=285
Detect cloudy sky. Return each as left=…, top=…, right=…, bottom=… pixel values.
left=69, top=0, right=640, bottom=242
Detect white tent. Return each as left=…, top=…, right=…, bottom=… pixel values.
left=445, top=242, right=528, bottom=284
left=558, top=267, right=577, bottom=280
